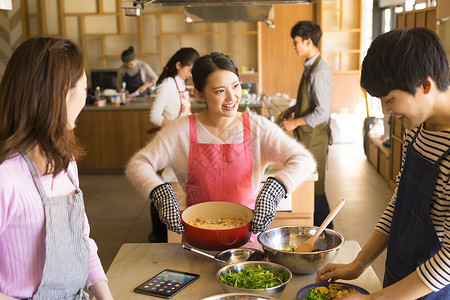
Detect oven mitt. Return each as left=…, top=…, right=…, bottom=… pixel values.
left=251, top=177, right=287, bottom=233
left=150, top=183, right=185, bottom=234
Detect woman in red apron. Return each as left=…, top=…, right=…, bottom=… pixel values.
left=0, top=37, right=113, bottom=299
left=126, top=52, right=316, bottom=243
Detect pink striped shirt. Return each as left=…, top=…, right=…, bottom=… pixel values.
left=0, top=154, right=107, bottom=298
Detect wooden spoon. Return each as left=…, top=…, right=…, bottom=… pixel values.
left=295, top=198, right=345, bottom=252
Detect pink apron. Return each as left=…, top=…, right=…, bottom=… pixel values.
left=173, top=77, right=191, bottom=118
left=186, top=113, right=257, bottom=241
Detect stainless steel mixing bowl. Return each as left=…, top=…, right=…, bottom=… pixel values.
left=216, top=261, right=292, bottom=297
left=257, top=226, right=344, bottom=275
left=216, top=248, right=266, bottom=264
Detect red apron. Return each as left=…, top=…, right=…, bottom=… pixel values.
left=173, top=77, right=191, bottom=118
left=186, top=113, right=257, bottom=240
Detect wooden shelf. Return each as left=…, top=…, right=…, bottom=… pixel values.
left=21, top=0, right=259, bottom=79
left=396, top=7, right=437, bottom=31
left=367, top=134, right=391, bottom=184
left=319, top=0, right=362, bottom=73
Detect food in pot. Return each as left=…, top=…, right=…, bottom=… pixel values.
left=188, top=218, right=245, bottom=230
left=218, top=265, right=289, bottom=289
left=299, top=284, right=360, bottom=300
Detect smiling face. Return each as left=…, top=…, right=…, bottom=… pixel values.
left=66, top=72, right=87, bottom=129
left=195, top=70, right=242, bottom=118
left=380, top=87, right=432, bottom=130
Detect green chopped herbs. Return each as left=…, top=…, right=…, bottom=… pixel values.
left=298, top=288, right=329, bottom=300
left=219, top=265, right=289, bottom=289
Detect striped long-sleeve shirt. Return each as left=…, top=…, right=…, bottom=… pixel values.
left=375, top=126, right=450, bottom=291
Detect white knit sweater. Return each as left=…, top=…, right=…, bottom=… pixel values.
left=126, top=112, right=317, bottom=200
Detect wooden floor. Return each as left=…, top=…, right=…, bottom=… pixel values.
left=81, top=142, right=392, bottom=283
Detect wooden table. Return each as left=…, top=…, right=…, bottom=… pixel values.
left=106, top=241, right=382, bottom=299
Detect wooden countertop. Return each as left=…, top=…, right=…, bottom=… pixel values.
left=105, top=241, right=382, bottom=299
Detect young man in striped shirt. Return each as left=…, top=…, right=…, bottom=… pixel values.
left=317, top=27, right=450, bottom=299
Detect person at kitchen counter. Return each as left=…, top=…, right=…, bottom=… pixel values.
left=317, top=28, right=450, bottom=299
left=148, top=47, right=199, bottom=242
left=0, top=37, right=113, bottom=300
left=279, top=21, right=333, bottom=229
left=116, top=46, right=158, bottom=97
left=150, top=47, right=199, bottom=128
left=126, top=52, right=316, bottom=240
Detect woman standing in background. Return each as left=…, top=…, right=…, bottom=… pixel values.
left=150, top=47, right=199, bottom=127
left=0, top=37, right=113, bottom=300
left=116, top=46, right=158, bottom=97
left=147, top=47, right=199, bottom=243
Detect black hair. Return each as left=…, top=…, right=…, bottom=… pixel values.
left=156, top=48, right=199, bottom=86
left=290, top=21, right=322, bottom=47
left=361, top=27, right=449, bottom=98
left=121, top=46, right=135, bottom=63
left=191, top=52, right=239, bottom=92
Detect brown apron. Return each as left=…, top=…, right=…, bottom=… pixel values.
left=293, top=56, right=331, bottom=196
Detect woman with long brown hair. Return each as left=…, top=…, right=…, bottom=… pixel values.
left=0, top=37, right=113, bottom=299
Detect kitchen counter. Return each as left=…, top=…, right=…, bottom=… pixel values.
left=105, top=241, right=382, bottom=299
left=75, top=98, right=263, bottom=173
left=82, top=97, right=263, bottom=112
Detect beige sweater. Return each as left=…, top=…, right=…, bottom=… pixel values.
left=126, top=112, right=316, bottom=200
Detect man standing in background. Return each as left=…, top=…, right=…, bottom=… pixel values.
left=280, top=20, right=333, bottom=228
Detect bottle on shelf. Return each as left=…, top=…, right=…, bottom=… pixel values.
left=119, top=89, right=127, bottom=104
left=95, top=86, right=101, bottom=100
left=244, top=100, right=250, bottom=113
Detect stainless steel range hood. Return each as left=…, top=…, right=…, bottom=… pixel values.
left=184, top=5, right=273, bottom=23
left=142, top=0, right=313, bottom=5
left=122, top=0, right=314, bottom=22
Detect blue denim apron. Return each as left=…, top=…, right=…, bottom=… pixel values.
left=383, top=125, right=450, bottom=299
left=123, top=70, right=148, bottom=97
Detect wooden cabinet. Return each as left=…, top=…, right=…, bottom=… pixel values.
left=20, top=1, right=259, bottom=84
left=74, top=105, right=157, bottom=172
left=258, top=4, right=315, bottom=99
left=319, top=0, right=362, bottom=73
left=396, top=7, right=437, bottom=31
left=388, top=116, right=405, bottom=190
left=367, top=133, right=390, bottom=184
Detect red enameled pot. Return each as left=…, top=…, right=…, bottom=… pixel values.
left=181, top=201, right=253, bottom=251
